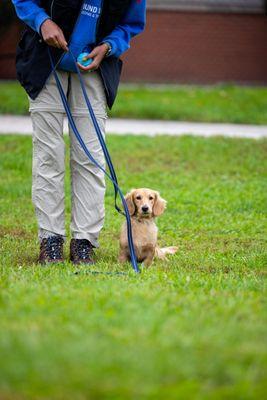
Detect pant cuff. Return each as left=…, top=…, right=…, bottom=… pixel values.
left=71, top=232, right=99, bottom=248
left=38, top=229, right=66, bottom=242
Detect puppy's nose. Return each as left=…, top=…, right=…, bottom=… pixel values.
left=142, top=205, right=149, bottom=213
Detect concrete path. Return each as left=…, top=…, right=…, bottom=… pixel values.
left=0, top=115, right=266, bottom=139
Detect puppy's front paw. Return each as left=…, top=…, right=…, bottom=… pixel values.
left=118, top=252, right=129, bottom=263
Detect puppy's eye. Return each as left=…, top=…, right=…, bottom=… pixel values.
left=149, top=196, right=154, bottom=200
left=136, top=195, right=142, bottom=200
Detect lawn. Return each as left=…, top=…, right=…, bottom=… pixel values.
left=1, top=81, right=267, bottom=124
left=0, top=133, right=266, bottom=399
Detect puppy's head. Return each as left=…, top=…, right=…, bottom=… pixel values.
left=125, top=188, right=167, bottom=219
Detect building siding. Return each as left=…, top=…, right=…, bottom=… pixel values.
left=121, top=10, right=267, bottom=85
left=147, top=0, right=265, bottom=13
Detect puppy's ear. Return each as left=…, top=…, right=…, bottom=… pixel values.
left=125, top=189, right=136, bottom=216
left=153, top=191, right=167, bottom=217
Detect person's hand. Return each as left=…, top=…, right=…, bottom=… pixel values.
left=40, top=19, right=68, bottom=52
left=77, top=44, right=109, bottom=72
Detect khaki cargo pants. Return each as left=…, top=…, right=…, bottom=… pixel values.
left=29, top=70, right=107, bottom=247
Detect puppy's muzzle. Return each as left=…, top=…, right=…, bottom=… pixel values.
left=142, top=205, right=150, bottom=214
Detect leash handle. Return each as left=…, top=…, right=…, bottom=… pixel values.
left=48, top=48, right=140, bottom=273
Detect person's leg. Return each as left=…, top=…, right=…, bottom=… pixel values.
left=68, top=70, right=107, bottom=249
left=29, top=71, right=69, bottom=242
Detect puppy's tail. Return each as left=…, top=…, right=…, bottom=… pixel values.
left=155, top=246, right=178, bottom=260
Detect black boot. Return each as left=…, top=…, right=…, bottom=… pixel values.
left=38, top=236, right=64, bottom=265
left=70, top=239, right=95, bottom=265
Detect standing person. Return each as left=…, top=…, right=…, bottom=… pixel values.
left=11, top=0, right=146, bottom=265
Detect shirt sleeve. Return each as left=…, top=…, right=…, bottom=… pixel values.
left=101, top=0, right=146, bottom=58
left=12, top=0, right=50, bottom=33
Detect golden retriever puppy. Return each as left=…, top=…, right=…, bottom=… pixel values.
left=119, top=188, right=178, bottom=267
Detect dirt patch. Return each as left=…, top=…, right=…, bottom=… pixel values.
left=0, top=226, right=31, bottom=239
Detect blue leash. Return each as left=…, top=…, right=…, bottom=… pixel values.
left=48, top=48, right=140, bottom=273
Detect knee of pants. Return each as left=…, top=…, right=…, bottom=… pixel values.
left=71, top=156, right=106, bottom=188
left=33, top=137, right=65, bottom=177
left=70, top=135, right=106, bottom=171
left=73, top=148, right=105, bottom=171
left=31, top=113, right=65, bottom=176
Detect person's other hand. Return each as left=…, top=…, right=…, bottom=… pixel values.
left=40, top=19, right=68, bottom=52
left=77, top=44, right=109, bottom=72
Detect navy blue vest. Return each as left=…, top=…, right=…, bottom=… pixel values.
left=16, top=0, right=131, bottom=108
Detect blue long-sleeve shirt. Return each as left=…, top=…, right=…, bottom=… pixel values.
left=103, top=1, right=146, bottom=57
left=12, top=0, right=146, bottom=58
left=11, top=0, right=50, bottom=33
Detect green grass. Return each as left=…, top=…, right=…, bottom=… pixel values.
left=1, top=81, right=267, bottom=124
left=0, top=134, right=266, bottom=399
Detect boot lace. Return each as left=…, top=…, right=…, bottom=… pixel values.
left=76, top=239, right=92, bottom=260
left=45, top=237, right=63, bottom=260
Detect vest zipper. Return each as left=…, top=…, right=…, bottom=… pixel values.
left=50, top=0, right=55, bottom=19
left=65, top=1, right=85, bottom=48
left=97, top=0, right=110, bottom=99
left=95, top=0, right=104, bottom=43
